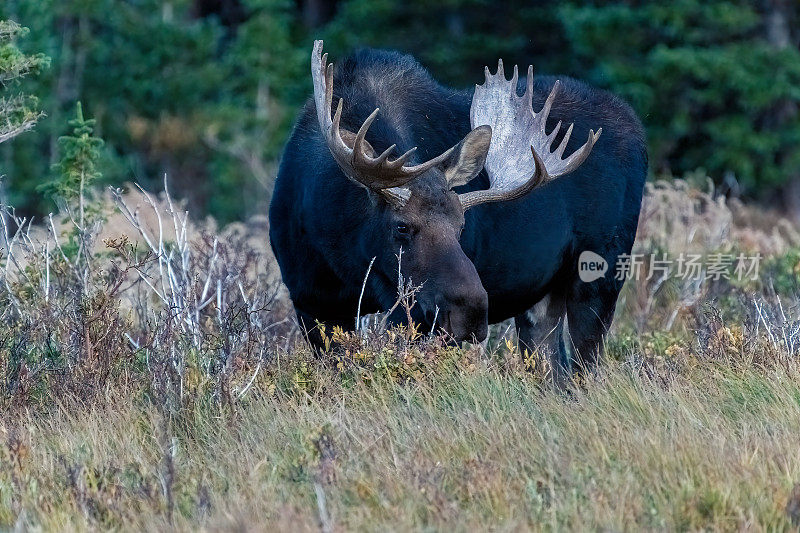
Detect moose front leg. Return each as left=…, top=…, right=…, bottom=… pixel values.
left=515, top=294, right=570, bottom=387
left=295, top=308, right=354, bottom=355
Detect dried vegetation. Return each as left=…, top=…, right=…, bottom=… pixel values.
left=2, top=179, right=800, bottom=530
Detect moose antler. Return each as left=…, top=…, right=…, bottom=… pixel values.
left=458, top=60, right=601, bottom=210
left=312, top=40, right=457, bottom=196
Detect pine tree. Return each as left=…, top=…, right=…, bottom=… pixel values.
left=39, top=101, right=105, bottom=265
left=2, top=1, right=799, bottom=220
left=206, top=0, right=306, bottom=220
left=558, top=0, right=800, bottom=192
left=0, top=1, right=230, bottom=217
left=0, top=19, right=48, bottom=144
left=40, top=101, right=103, bottom=205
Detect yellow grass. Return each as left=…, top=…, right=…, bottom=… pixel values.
left=2, top=355, right=800, bottom=531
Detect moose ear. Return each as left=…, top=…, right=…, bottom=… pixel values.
left=442, top=125, right=492, bottom=189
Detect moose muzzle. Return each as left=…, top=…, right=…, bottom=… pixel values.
left=421, top=246, right=488, bottom=343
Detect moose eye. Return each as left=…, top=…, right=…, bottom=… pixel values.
left=395, top=222, right=411, bottom=235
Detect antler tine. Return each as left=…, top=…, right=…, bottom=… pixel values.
left=538, top=80, right=560, bottom=128
left=524, top=65, right=534, bottom=110
left=323, top=57, right=332, bottom=106
left=557, top=128, right=602, bottom=174
left=331, top=98, right=343, bottom=139
left=311, top=39, right=466, bottom=195
left=461, top=61, right=602, bottom=210
left=546, top=120, right=562, bottom=146
left=531, top=82, right=602, bottom=179
left=374, top=144, right=397, bottom=165
left=387, top=147, right=417, bottom=170
left=554, top=123, right=574, bottom=159
left=311, top=41, right=328, bottom=131
left=529, top=146, right=547, bottom=189
left=353, top=108, right=380, bottom=162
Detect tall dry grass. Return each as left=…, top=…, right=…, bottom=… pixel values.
left=2, top=356, right=800, bottom=531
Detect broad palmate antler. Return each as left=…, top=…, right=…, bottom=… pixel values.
left=458, top=61, right=601, bottom=210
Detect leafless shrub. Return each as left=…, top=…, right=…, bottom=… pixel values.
left=750, top=292, right=800, bottom=364
left=0, top=176, right=289, bottom=409
left=638, top=179, right=732, bottom=254
left=730, top=197, right=800, bottom=255
left=110, top=177, right=287, bottom=409
left=3, top=173, right=800, bottom=413
left=0, top=190, right=134, bottom=405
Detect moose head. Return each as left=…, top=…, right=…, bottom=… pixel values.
left=311, top=41, right=601, bottom=342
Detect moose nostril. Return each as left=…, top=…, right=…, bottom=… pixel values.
left=474, top=319, right=488, bottom=343
left=438, top=295, right=488, bottom=342
left=439, top=310, right=452, bottom=336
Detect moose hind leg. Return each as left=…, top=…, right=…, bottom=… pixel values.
left=515, top=295, right=569, bottom=385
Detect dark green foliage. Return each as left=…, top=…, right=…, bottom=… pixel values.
left=1, top=1, right=238, bottom=217
left=559, top=0, right=800, bottom=190
left=205, top=0, right=307, bottom=220
left=760, top=247, right=800, bottom=295
left=40, top=102, right=103, bottom=204
left=324, top=0, right=800, bottom=194
left=330, top=1, right=577, bottom=82
left=1, top=0, right=798, bottom=221
left=0, top=19, right=49, bottom=145
left=38, top=101, right=106, bottom=263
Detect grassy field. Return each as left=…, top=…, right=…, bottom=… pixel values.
left=3, top=179, right=800, bottom=530
left=3, top=356, right=800, bottom=531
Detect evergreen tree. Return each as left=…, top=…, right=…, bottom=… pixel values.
left=322, top=0, right=571, bottom=87
left=0, top=19, right=48, bottom=144
left=40, top=101, right=103, bottom=204
left=559, top=0, right=800, bottom=194
left=0, top=0, right=230, bottom=216
left=205, top=0, right=306, bottom=220
left=1, top=1, right=799, bottom=221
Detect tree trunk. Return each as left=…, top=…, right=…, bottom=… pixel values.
left=764, top=0, right=800, bottom=220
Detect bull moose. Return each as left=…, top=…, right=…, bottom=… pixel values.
left=269, top=40, right=647, bottom=382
